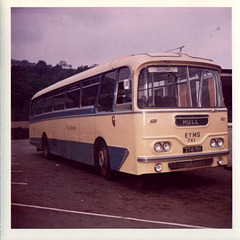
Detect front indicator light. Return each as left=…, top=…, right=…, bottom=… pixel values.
left=217, top=157, right=223, bottom=166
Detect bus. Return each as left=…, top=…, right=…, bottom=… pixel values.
left=29, top=53, right=229, bottom=179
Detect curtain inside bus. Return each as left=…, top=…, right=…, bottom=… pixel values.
left=138, top=66, right=224, bottom=109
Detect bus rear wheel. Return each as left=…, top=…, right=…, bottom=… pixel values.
left=96, top=141, right=112, bottom=180
left=42, top=135, right=51, bottom=159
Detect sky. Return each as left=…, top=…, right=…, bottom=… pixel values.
left=11, top=7, right=232, bottom=69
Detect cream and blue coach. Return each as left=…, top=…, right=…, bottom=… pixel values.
left=29, top=53, right=229, bottom=179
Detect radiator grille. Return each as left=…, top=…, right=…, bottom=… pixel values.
left=168, top=158, right=213, bottom=170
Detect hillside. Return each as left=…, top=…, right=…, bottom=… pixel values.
left=11, top=59, right=36, bottom=67
left=11, top=59, right=93, bottom=121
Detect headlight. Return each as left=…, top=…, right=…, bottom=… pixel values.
left=210, top=138, right=224, bottom=148
left=154, top=143, right=163, bottom=152
left=163, top=142, right=171, bottom=152
left=154, top=142, right=171, bottom=152
left=210, top=139, right=217, bottom=148
left=217, top=138, right=224, bottom=148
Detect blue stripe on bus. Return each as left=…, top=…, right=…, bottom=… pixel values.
left=48, top=139, right=95, bottom=166
left=30, top=138, right=128, bottom=171
left=29, top=107, right=95, bottom=123
left=29, top=107, right=134, bottom=123
left=29, top=107, right=227, bottom=124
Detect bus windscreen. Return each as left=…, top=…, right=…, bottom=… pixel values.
left=138, top=66, right=225, bottom=109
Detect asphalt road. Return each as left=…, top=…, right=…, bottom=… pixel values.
left=11, top=140, right=232, bottom=231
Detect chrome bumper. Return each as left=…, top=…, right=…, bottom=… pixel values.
left=137, top=149, right=229, bottom=163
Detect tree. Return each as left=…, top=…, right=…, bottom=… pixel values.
left=35, top=60, right=48, bottom=74
left=11, top=60, right=94, bottom=121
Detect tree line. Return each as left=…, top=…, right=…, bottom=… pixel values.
left=11, top=60, right=94, bottom=121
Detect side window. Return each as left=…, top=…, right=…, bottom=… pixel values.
left=53, top=88, right=65, bottom=111
left=44, top=92, right=53, bottom=113
left=30, top=99, right=36, bottom=116
left=98, top=71, right=116, bottom=112
left=66, top=83, right=80, bottom=109
left=35, top=97, right=43, bottom=115
left=81, top=76, right=100, bottom=107
left=201, top=76, right=216, bottom=107
left=116, top=67, right=132, bottom=110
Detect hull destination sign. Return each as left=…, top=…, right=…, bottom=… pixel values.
left=175, top=115, right=209, bottom=126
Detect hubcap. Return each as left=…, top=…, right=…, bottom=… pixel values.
left=99, top=150, right=105, bottom=167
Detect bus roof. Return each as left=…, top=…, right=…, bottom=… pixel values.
left=31, top=52, right=221, bottom=100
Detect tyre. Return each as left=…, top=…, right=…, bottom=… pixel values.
left=96, top=141, right=112, bottom=180
left=42, top=135, right=51, bottom=159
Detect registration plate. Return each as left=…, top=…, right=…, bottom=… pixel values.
left=183, top=146, right=202, bottom=153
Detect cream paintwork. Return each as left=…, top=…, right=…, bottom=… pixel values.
left=93, top=113, right=138, bottom=174
left=44, top=119, right=65, bottom=141
left=29, top=53, right=228, bottom=175
left=29, top=110, right=228, bottom=175
left=122, top=110, right=228, bottom=175
left=64, top=117, right=80, bottom=142
left=29, top=122, right=43, bottom=139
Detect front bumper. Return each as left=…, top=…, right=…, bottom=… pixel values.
left=137, top=149, right=229, bottom=163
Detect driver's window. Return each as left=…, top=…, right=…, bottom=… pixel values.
left=115, top=67, right=132, bottom=111
left=98, top=71, right=116, bottom=112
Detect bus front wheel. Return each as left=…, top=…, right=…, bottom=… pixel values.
left=96, top=141, right=112, bottom=180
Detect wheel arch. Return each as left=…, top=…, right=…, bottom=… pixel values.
left=93, top=136, right=130, bottom=173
